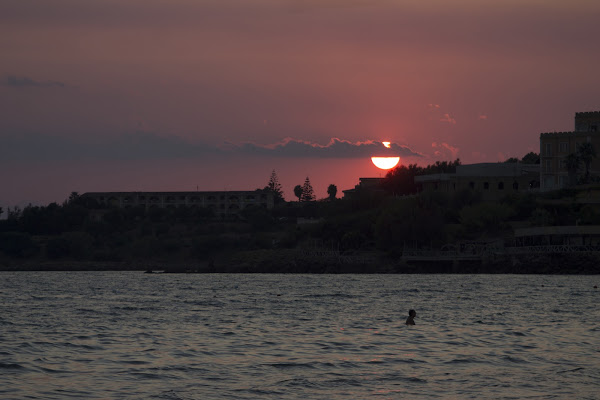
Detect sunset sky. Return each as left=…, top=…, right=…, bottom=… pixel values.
left=2, top=0, right=599, bottom=208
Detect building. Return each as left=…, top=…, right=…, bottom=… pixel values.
left=342, top=177, right=385, bottom=198
left=415, top=163, right=540, bottom=201
left=81, top=190, right=274, bottom=215
left=540, top=111, right=600, bottom=191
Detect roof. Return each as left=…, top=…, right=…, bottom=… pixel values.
left=515, top=225, right=600, bottom=237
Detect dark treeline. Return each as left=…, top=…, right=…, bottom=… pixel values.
left=382, top=159, right=462, bottom=195
left=1, top=155, right=599, bottom=273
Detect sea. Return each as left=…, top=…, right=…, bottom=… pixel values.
left=1, top=272, right=598, bottom=399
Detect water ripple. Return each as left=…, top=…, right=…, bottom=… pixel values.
left=1, top=272, right=598, bottom=399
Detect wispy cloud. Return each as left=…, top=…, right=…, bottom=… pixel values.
left=478, top=114, right=488, bottom=120
left=432, top=142, right=459, bottom=159
left=4, top=75, right=66, bottom=88
left=440, top=113, right=456, bottom=124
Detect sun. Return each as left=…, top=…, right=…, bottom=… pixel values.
left=371, top=141, right=399, bottom=169
left=371, top=156, right=400, bottom=170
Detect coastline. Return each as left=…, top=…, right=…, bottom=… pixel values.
left=2, top=250, right=599, bottom=274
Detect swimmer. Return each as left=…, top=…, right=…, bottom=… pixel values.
left=406, top=309, right=416, bottom=326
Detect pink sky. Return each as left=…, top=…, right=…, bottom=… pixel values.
left=1, top=0, right=599, bottom=207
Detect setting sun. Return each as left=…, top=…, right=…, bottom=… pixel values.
left=371, top=157, right=400, bottom=170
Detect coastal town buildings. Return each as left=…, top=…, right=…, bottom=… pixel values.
left=414, top=163, right=540, bottom=201
left=540, top=111, right=600, bottom=191
left=81, top=190, right=274, bottom=215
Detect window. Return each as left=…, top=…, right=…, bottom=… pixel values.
left=483, top=182, right=489, bottom=190
left=469, top=182, right=475, bottom=189
left=498, top=182, right=504, bottom=190
left=559, top=160, right=566, bottom=170
left=559, top=142, right=568, bottom=153
left=545, top=160, right=552, bottom=173
left=591, top=125, right=597, bottom=132
left=513, top=181, right=519, bottom=190
left=545, top=143, right=552, bottom=156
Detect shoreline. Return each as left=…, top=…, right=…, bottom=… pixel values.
left=1, top=251, right=599, bottom=274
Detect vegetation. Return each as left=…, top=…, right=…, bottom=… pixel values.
left=265, top=170, right=285, bottom=203
left=327, top=184, right=337, bottom=200
left=300, top=177, right=315, bottom=202
left=504, top=152, right=540, bottom=164
left=293, top=185, right=303, bottom=201
left=577, top=143, right=596, bottom=183
left=1, top=156, right=598, bottom=273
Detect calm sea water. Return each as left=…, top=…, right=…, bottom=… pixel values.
left=1, top=272, right=598, bottom=399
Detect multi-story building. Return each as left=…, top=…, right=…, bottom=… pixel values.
left=414, top=163, right=540, bottom=201
left=540, top=111, right=600, bottom=191
left=81, top=190, right=274, bottom=215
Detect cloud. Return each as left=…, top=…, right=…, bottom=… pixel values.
left=0, top=133, right=423, bottom=162
left=4, top=75, right=66, bottom=88
left=478, top=115, right=488, bottom=120
left=223, top=137, right=423, bottom=158
left=432, top=142, right=460, bottom=159
left=440, top=113, right=456, bottom=124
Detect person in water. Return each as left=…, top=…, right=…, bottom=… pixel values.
left=406, top=309, right=416, bottom=325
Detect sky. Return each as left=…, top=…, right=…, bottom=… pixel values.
left=1, top=0, right=600, bottom=208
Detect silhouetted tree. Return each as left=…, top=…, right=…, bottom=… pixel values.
left=521, top=152, right=540, bottom=164
left=66, top=192, right=80, bottom=205
left=504, top=157, right=520, bottom=163
left=327, top=184, right=337, bottom=200
left=300, top=177, right=315, bottom=202
left=265, top=170, right=284, bottom=203
left=383, top=159, right=462, bottom=196
left=564, top=153, right=580, bottom=187
left=577, top=142, right=596, bottom=183
left=293, top=184, right=303, bottom=201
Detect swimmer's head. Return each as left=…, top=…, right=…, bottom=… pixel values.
left=409, top=309, right=416, bottom=317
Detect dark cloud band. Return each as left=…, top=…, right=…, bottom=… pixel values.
left=4, top=75, right=66, bottom=88
left=0, top=133, right=423, bottom=161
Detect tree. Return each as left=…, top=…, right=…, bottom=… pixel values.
left=327, top=184, right=337, bottom=200
left=265, top=170, right=284, bottom=203
left=300, top=177, right=315, bottom=202
left=521, top=152, right=540, bottom=164
left=67, top=192, right=80, bottom=205
left=504, top=157, right=520, bottom=163
left=564, top=153, right=580, bottom=187
left=577, top=142, right=596, bottom=183
left=293, top=185, right=303, bottom=201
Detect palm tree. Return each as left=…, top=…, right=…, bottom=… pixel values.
left=577, top=143, right=596, bottom=183
left=327, top=184, right=337, bottom=200
left=564, top=153, right=580, bottom=187
left=293, top=185, right=303, bottom=201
